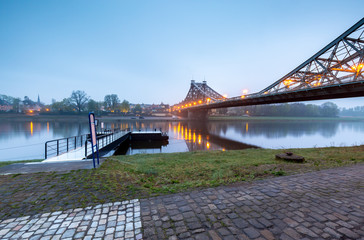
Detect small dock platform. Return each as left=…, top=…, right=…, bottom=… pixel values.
left=43, top=130, right=169, bottom=162
left=130, top=131, right=169, bottom=141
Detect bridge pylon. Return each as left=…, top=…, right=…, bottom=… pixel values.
left=172, top=80, right=224, bottom=120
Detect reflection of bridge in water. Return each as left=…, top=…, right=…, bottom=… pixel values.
left=173, top=18, right=364, bottom=119
left=171, top=121, right=258, bottom=152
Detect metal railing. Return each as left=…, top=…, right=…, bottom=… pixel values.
left=45, top=134, right=87, bottom=159
left=84, top=129, right=128, bottom=157
left=45, top=128, right=129, bottom=159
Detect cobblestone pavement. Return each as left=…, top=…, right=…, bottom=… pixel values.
left=141, top=165, right=364, bottom=240
left=0, top=200, right=142, bottom=240
left=0, top=165, right=363, bottom=239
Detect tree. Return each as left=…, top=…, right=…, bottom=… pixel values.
left=320, top=102, right=339, bottom=117
left=104, top=94, right=120, bottom=112
left=51, top=98, right=73, bottom=113
left=120, top=100, right=130, bottom=113
left=87, top=99, right=101, bottom=113
left=12, top=98, right=21, bottom=113
left=133, top=104, right=142, bottom=114
left=23, top=96, right=34, bottom=106
left=70, top=90, right=89, bottom=113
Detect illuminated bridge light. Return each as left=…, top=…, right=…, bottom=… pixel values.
left=352, top=64, right=364, bottom=72
left=193, top=102, right=196, bottom=105
left=198, top=100, right=202, bottom=104
left=241, top=95, right=245, bottom=99
left=283, top=79, right=292, bottom=86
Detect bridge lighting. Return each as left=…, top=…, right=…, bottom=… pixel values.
left=241, top=95, right=245, bottom=99
left=193, top=102, right=196, bottom=105
left=283, top=79, right=292, bottom=86
left=223, top=94, right=228, bottom=98
left=206, top=142, right=210, bottom=149
left=189, top=103, right=192, bottom=106
left=198, top=100, right=202, bottom=104
left=352, top=64, right=364, bottom=72
left=242, top=89, right=248, bottom=94
left=207, top=98, right=211, bottom=102
left=185, top=104, right=188, bottom=107
left=264, top=91, right=268, bottom=94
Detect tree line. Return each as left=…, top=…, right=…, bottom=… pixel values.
left=227, top=102, right=340, bottom=117
left=340, top=106, right=364, bottom=117
left=0, top=90, right=141, bottom=114
left=51, top=90, right=134, bottom=114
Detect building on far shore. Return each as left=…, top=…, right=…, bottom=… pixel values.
left=129, top=103, right=170, bottom=116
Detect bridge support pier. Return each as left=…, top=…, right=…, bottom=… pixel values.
left=188, top=110, right=208, bottom=120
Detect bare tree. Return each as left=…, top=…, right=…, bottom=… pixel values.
left=104, top=94, right=120, bottom=112
left=70, top=90, right=89, bottom=113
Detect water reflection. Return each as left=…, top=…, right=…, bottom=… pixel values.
left=1, top=118, right=364, bottom=161
left=170, top=121, right=258, bottom=151
left=210, top=121, right=340, bottom=139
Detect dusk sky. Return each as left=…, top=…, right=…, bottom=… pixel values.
left=1, top=1, right=363, bottom=107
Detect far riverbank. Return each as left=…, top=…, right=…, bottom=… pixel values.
left=1, top=113, right=364, bottom=122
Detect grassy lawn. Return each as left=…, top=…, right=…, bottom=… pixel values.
left=79, top=145, right=364, bottom=197
left=0, top=159, right=43, bottom=168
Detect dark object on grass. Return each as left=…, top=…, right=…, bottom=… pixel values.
left=275, top=152, right=305, bottom=163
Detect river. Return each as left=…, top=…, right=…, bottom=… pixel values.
left=0, top=117, right=364, bottom=161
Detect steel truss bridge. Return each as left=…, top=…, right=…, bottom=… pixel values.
left=172, top=18, right=364, bottom=119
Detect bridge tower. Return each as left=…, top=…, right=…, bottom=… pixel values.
left=173, top=80, right=224, bottom=120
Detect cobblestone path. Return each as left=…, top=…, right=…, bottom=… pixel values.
left=141, top=165, right=364, bottom=239
left=0, top=200, right=142, bottom=240
left=0, top=165, right=363, bottom=239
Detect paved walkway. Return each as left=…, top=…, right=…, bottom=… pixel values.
left=0, top=164, right=363, bottom=239
left=0, top=159, right=105, bottom=175
left=0, top=200, right=142, bottom=240
left=141, top=165, right=364, bottom=240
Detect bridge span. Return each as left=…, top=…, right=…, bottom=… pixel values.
left=172, top=18, right=364, bottom=119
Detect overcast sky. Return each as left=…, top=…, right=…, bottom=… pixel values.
left=0, top=0, right=363, bottom=107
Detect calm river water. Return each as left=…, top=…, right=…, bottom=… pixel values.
left=1, top=118, right=364, bottom=161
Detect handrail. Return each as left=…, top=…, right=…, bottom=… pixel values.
left=45, top=128, right=129, bottom=159
left=45, top=134, right=87, bottom=159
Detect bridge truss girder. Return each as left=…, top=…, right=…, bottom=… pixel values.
left=180, top=80, right=223, bottom=106
left=260, top=18, right=364, bottom=95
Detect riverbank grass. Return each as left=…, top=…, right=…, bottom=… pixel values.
left=80, top=145, right=364, bottom=198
